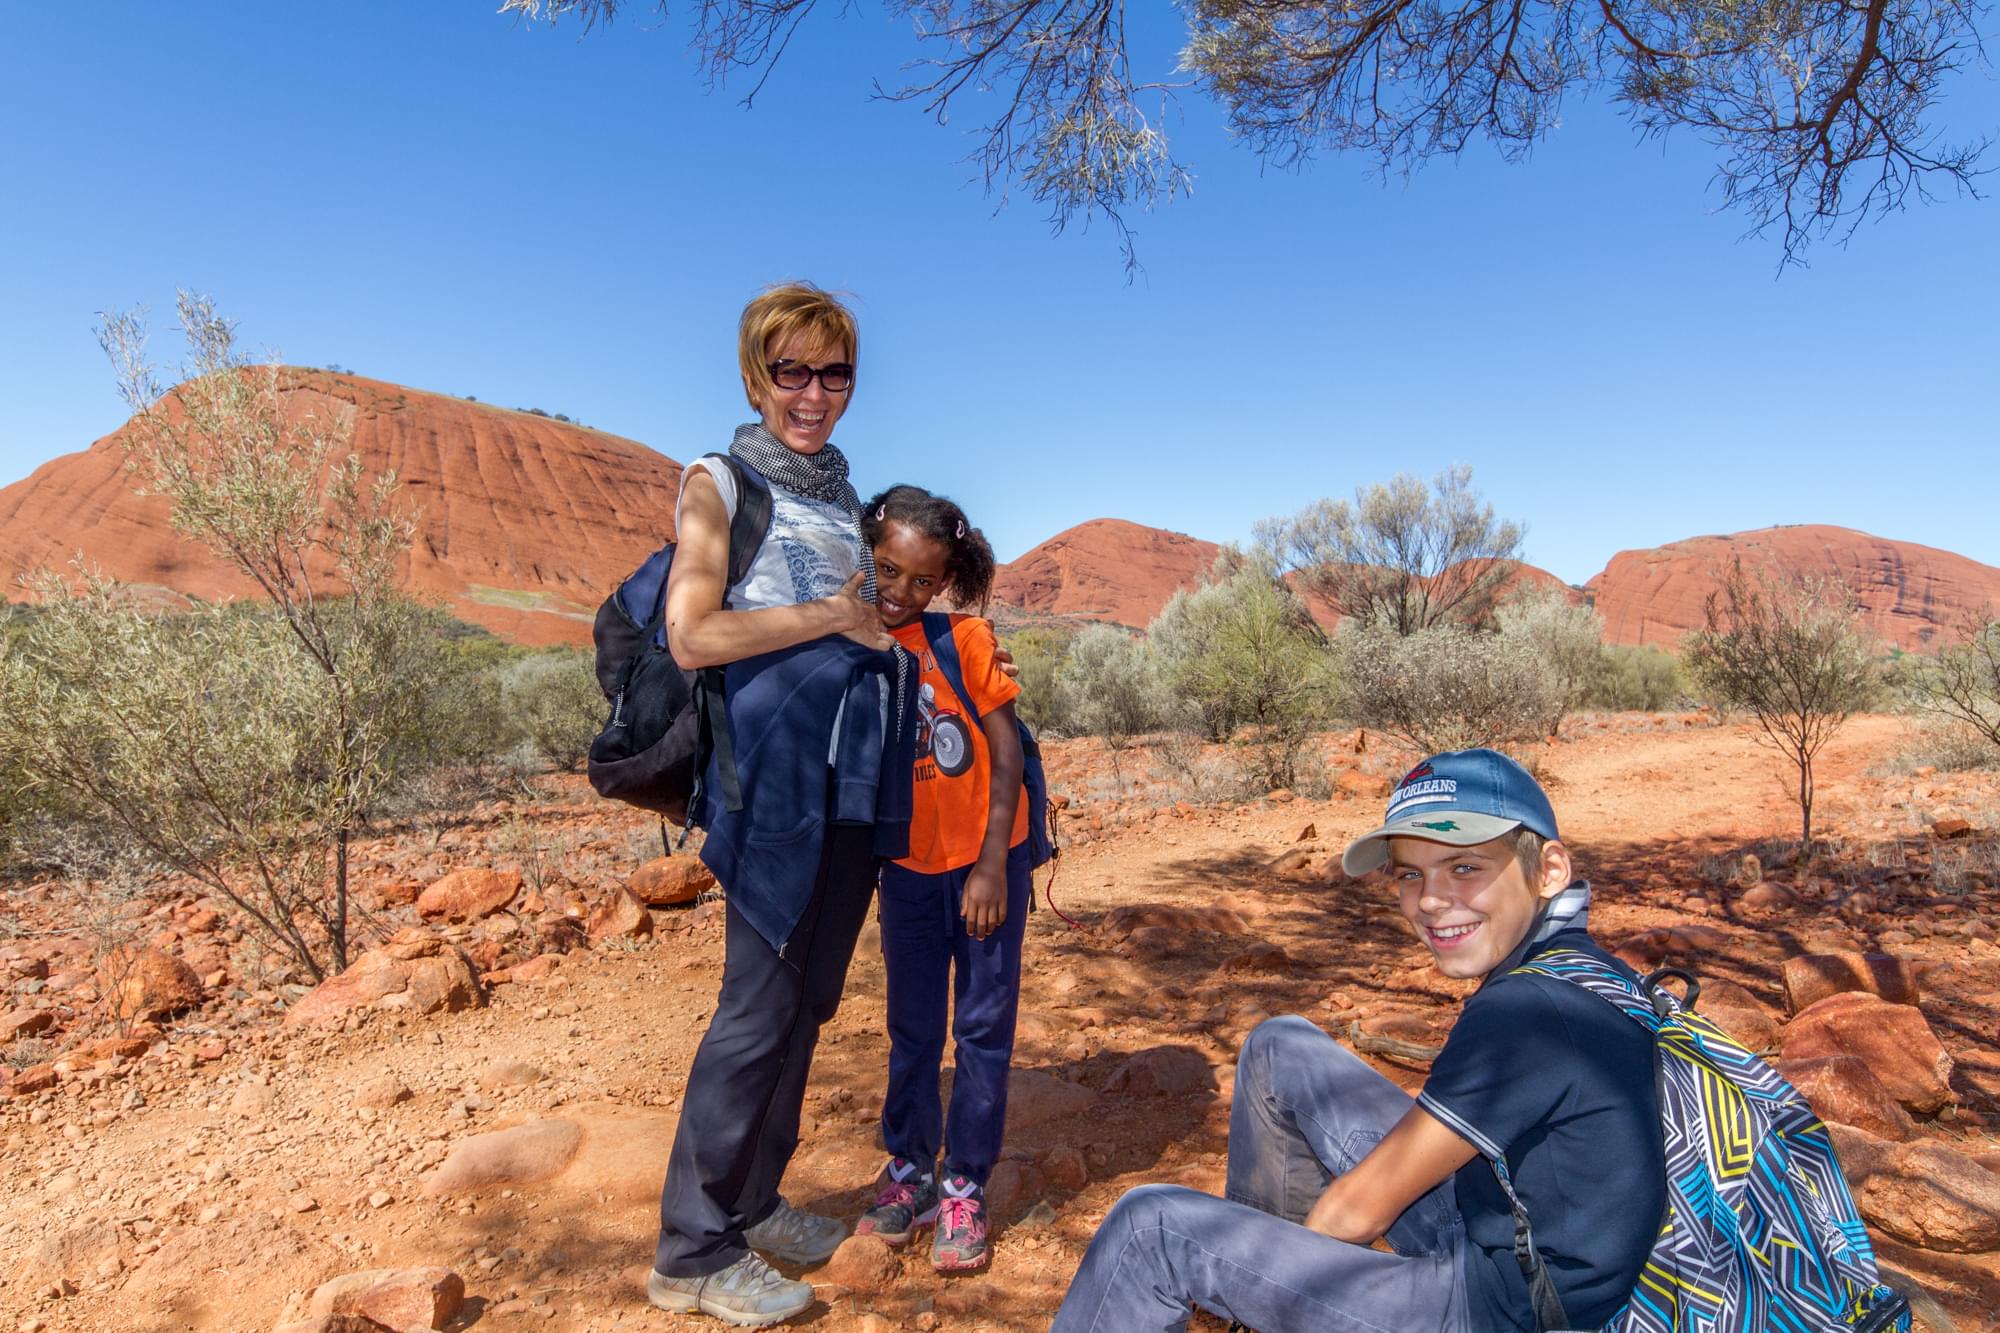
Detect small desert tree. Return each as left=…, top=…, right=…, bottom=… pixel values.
left=1, top=294, right=442, bottom=979
left=1496, top=585, right=1604, bottom=736
left=1901, top=614, right=2000, bottom=758
left=1149, top=557, right=1337, bottom=789
left=1055, top=624, right=1161, bottom=776
left=1257, top=466, right=1526, bottom=635
left=1000, top=626, right=1076, bottom=735
left=1681, top=564, right=1875, bottom=853
left=499, top=647, right=606, bottom=771
left=1337, top=616, right=1556, bottom=755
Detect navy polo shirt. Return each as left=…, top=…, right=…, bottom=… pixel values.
left=1417, top=930, right=1665, bottom=1331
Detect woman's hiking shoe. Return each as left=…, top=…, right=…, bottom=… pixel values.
left=930, top=1174, right=991, bottom=1273
left=742, top=1196, right=846, bottom=1266
left=853, top=1155, right=940, bottom=1245
left=645, top=1253, right=813, bottom=1326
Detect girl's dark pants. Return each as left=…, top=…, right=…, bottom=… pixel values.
left=653, top=824, right=878, bottom=1277
left=877, top=840, right=1032, bottom=1186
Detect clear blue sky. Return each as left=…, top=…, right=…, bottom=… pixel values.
left=3, top=3, right=1996, bottom=585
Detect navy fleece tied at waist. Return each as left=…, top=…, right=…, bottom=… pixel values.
left=696, top=636, right=917, bottom=954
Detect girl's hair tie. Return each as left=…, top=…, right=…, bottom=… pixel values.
left=954, top=520, right=966, bottom=539
left=875, top=505, right=887, bottom=521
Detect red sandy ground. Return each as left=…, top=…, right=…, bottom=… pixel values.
left=2, top=714, right=1996, bottom=1332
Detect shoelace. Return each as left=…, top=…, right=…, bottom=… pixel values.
left=715, top=1257, right=786, bottom=1294
left=937, top=1196, right=983, bottom=1236
left=872, top=1180, right=918, bottom=1209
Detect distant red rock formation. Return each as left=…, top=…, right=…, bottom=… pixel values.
left=1584, top=526, right=2000, bottom=652
left=0, top=370, right=684, bottom=647
left=992, top=519, right=1221, bottom=628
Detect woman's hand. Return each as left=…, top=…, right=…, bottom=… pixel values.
left=961, top=861, right=1008, bottom=940
left=826, top=571, right=894, bottom=651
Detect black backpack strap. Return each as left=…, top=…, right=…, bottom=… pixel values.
left=922, top=612, right=982, bottom=726
left=702, top=453, right=774, bottom=593
left=1489, top=1155, right=1573, bottom=1333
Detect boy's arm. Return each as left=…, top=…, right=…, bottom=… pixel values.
left=1303, top=1104, right=1478, bottom=1243
left=959, top=700, right=1024, bottom=939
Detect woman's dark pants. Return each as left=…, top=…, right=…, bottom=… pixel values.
left=653, top=824, right=878, bottom=1277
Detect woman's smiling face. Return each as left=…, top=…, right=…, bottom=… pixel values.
left=756, top=331, right=850, bottom=455
left=1390, top=834, right=1564, bottom=979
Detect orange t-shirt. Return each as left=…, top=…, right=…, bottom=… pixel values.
left=888, top=614, right=1030, bottom=874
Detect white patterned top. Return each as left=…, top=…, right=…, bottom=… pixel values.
left=679, top=456, right=862, bottom=612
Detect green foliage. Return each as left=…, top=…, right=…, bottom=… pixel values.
left=497, top=647, right=606, bottom=771
left=1898, top=615, right=2000, bottom=760
left=1586, top=644, right=1688, bottom=712
left=1681, top=564, right=1875, bottom=850
left=999, top=627, right=1075, bottom=736
left=1336, top=616, right=1556, bottom=755
left=1054, top=624, right=1161, bottom=766
left=1495, top=586, right=1603, bottom=735
left=1257, top=466, right=1525, bottom=635
left=1147, top=557, right=1337, bottom=789
left=2, top=292, right=463, bottom=979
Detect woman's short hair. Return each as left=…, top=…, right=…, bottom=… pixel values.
left=738, top=282, right=859, bottom=410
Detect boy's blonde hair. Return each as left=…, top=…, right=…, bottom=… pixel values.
left=737, top=282, right=859, bottom=410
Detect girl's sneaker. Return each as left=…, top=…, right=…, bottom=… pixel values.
left=853, top=1155, right=939, bottom=1246
left=930, top=1174, right=990, bottom=1273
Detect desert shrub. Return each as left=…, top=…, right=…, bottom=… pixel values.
left=0, top=292, right=462, bottom=980
left=1898, top=615, right=2000, bottom=760
left=1149, top=559, right=1338, bottom=790
left=1337, top=616, right=1556, bottom=755
left=1000, top=627, right=1075, bottom=735
left=498, top=647, right=606, bottom=771
left=1495, top=586, right=1602, bottom=735
left=1897, top=717, right=2000, bottom=772
left=1586, top=644, right=1687, bottom=712
left=1054, top=624, right=1162, bottom=771
left=1682, top=564, right=1875, bottom=851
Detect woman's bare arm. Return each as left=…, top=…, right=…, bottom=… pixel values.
left=665, top=469, right=893, bottom=669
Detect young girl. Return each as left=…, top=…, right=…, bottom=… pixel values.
left=852, top=484, right=1031, bottom=1274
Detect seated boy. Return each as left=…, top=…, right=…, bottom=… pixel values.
left=1051, top=748, right=1665, bottom=1332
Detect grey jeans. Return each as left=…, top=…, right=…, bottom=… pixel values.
left=1051, top=1015, right=1473, bottom=1333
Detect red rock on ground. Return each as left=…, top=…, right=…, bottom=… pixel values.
left=1103, top=903, right=1250, bottom=937
left=1106, top=1046, right=1217, bottom=1098
left=627, top=856, right=716, bottom=906
left=1, top=1008, right=54, bottom=1040
left=284, top=937, right=483, bottom=1027
left=1218, top=942, right=1293, bottom=975
left=1781, top=993, right=1955, bottom=1116
left=420, top=1118, right=584, bottom=1196
left=823, top=1235, right=897, bottom=1294
left=1782, top=952, right=1929, bottom=1014
left=1779, top=1056, right=1918, bottom=1140
left=353, top=1266, right=466, bottom=1332
left=97, top=946, right=203, bottom=1020
left=1829, top=1125, right=2000, bottom=1252
left=586, top=887, right=654, bottom=944
left=416, top=868, right=522, bottom=922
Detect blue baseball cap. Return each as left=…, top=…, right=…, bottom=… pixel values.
left=1341, top=748, right=1561, bottom=875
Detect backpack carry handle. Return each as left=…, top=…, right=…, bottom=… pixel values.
left=1639, top=966, right=1700, bottom=1018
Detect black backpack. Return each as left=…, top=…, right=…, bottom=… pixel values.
left=586, top=454, right=772, bottom=824
left=920, top=611, right=1057, bottom=869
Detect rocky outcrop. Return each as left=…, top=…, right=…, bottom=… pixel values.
left=0, top=370, right=684, bottom=647
left=993, top=520, right=1220, bottom=627
left=1585, top=525, right=2000, bottom=651
left=1829, top=1125, right=2000, bottom=1253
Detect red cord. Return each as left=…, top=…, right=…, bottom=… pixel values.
left=1043, top=857, right=1083, bottom=930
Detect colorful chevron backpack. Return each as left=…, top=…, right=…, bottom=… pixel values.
left=1497, top=950, right=1912, bottom=1333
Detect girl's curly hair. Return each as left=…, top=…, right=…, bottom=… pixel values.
left=860, top=484, right=996, bottom=614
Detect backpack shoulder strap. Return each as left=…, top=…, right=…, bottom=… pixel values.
left=699, top=453, right=774, bottom=591
left=922, top=612, right=983, bottom=727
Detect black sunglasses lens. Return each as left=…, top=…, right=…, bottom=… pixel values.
left=770, top=363, right=812, bottom=390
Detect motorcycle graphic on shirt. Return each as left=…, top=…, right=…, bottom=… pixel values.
left=916, top=682, right=975, bottom=778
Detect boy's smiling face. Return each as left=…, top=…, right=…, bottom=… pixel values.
left=1390, top=833, right=1570, bottom=979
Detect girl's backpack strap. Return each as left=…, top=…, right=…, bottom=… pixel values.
left=921, top=612, right=982, bottom=725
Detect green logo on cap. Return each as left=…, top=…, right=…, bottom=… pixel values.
left=1412, top=819, right=1461, bottom=831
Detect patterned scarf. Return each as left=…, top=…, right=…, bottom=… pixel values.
left=728, top=422, right=876, bottom=604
